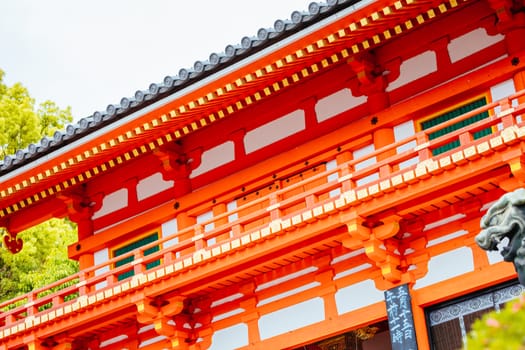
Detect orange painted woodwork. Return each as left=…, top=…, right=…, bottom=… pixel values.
left=2, top=0, right=525, bottom=349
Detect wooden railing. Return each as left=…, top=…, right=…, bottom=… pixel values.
left=1, top=89, right=524, bottom=331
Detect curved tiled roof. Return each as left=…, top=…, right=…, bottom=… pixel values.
left=0, top=0, right=361, bottom=175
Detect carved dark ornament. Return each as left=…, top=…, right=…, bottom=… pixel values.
left=476, top=188, right=525, bottom=285
left=2, top=229, right=23, bottom=254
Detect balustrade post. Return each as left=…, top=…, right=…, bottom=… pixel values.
left=374, top=128, right=396, bottom=160
left=372, top=128, right=396, bottom=180
left=163, top=249, right=176, bottom=264
left=27, top=292, right=38, bottom=316
left=193, top=225, right=205, bottom=251
left=268, top=193, right=281, bottom=221
left=416, top=134, right=432, bottom=161
left=5, top=314, right=16, bottom=326
left=459, top=131, right=473, bottom=146
left=336, top=151, right=355, bottom=192
left=177, top=211, right=196, bottom=256
left=106, top=274, right=117, bottom=287
left=305, top=194, right=317, bottom=209
left=52, top=295, right=64, bottom=311
left=77, top=271, right=90, bottom=296
left=133, top=250, right=145, bottom=276
left=499, top=99, right=517, bottom=127
left=231, top=223, right=242, bottom=237
left=213, top=203, right=229, bottom=243
left=379, top=164, right=393, bottom=178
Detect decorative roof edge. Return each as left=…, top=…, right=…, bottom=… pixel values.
left=0, top=0, right=365, bottom=176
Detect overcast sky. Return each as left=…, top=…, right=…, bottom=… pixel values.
left=0, top=0, right=311, bottom=120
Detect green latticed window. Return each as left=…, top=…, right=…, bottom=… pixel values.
left=114, top=232, right=160, bottom=281
left=421, top=97, right=491, bottom=155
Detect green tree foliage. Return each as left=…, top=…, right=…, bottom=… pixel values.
left=0, top=69, right=78, bottom=303
left=465, top=293, right=525, bottom=349
left=0, top=220, right=78, bottom=302
left=0, top=69, right=72, bottom=157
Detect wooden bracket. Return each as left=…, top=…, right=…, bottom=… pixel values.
left=341, top=211, right=369, bottom=249
left=342, top=212, right=405, bottom=284
left=24, top=334, right=74, bottom=350
left=500, top=155, right=525, bottom=191
left=57, top=192, right=102, bottom=229
left=135, top=295, right=185, bottom=324
left=134, top=294, right=215, bottom=349
left=154, top=316, right=176, bottom=337
left=153, top=144, right=202, bottom=196
left=347, top=52, right=400, bottom=96
left=347, top=54, right=387, bottom=96
left=154, top=143, right=201, bottom=178
left=486, top=0, right=525, bottom=29
left=364, top=236, right=402, bottom=283
left=170, top=330, right=191, bottom=350
left=509, top=156, right=525, bottom=180
left=2, top=226, right=23, bottom=254
left=185, top=327, right=213, bottom=350
left=374, top=216, right=401, bottom=240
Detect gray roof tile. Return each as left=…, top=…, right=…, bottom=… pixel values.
left=0, top=0, right=358, bottom=175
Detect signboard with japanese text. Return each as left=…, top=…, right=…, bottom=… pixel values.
left=384, top=284, right=418, bottom=350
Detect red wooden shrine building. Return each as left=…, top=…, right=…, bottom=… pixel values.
left=1, top=0, right=525, bottom=349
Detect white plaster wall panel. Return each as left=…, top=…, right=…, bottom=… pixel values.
left=227, top=200, right=238, bottom=222
left=335, top=279, right=384, bottom=314
left=414, top=247, right=474, bottom=289
left=427, top=229, right=468, bottom=247
left=487, top=249, right=504, bottom=265
left=93, top=188, right=128, bottom=219
left=139, top=335, right=167, bottom=348
left=255, top=266, right=318, bottom=292
left=209, top=323, right=248, bottom=350
left=138, top=324, right=155, bottom=334
left=258, top=298, right=324, bottom=340
left=491, top=79, right=516, bottom=101
left=326, top=159, right=338, bottom=182
left=136, top=172, right=174, bottom=201
left=387, top=50, right=437, bottom=91
left=448, top=28, right=504, bottom=63
left=424, top=214, right=466, bottom=231
left=211, top=292, right=244, bottom=308
left=197, top=210, right=215, bottom=245
left=94, top=248, right=109, bottom=289
left=161, top=217, right=178, bottom=248
left=197, top=210, right=214, bottom=232
left=99, top=335, right=129, bottom=347
left=491, top=78, right=517, bottom=117
left=354, top=144, right=379, bottom=186
left=257, top=282, right=320, bottom=306
left=94, top=248, right=109, bottom=265
left=212, top=308, right=245, bottom=322
left=315, top=88, right=367, bottom=122
left=244, top=109, right=305, bottom=154
left=394, top=120, right=415, bottom=145
left=354, top=144, right=376, bottom=170
left=394, top=120, right=418, bottom=169
left=355, top=172, right=379, bottom=186
left=326, top=159, right=341, bottom=198
left=334, top=263, right=373, bottom=280
left=190, top=141, right=235, bottom=178
left=331, top=248, right=365, bottom=265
